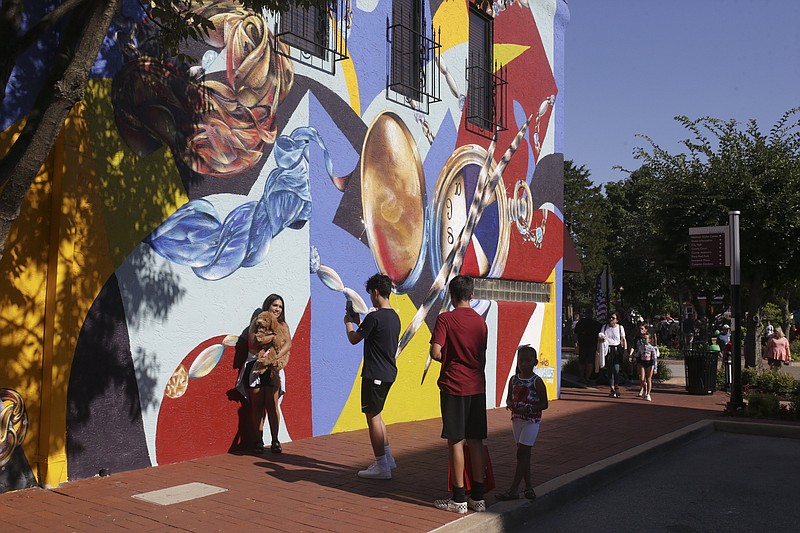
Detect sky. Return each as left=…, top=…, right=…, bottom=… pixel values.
left=563, top=0, right=800, bottom=187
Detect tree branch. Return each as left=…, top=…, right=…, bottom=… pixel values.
left=0, top=0, right=121, bottom=260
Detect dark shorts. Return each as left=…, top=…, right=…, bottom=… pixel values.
left=244, top=359, right=278, bottom=389
left=440, top=391, right=487, bottom=441
left=361, top=379, right=393, bottom=415
left=577, top=346, right=595, bottom=364
left=638, top=360, right=655, bottom=368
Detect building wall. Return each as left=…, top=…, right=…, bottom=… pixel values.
left=0, top=0, right=568, bottom=492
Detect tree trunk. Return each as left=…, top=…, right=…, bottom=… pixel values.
left=0, top=0, right=119, bottom=261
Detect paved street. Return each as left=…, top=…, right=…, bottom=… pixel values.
left=511, top=430, right=800, bottom=532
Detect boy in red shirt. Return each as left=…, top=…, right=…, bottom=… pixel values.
left=430, top=275, right=489, bottom=514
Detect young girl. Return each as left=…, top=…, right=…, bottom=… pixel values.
left=636, top=333, right=658, bottom=401
left=496, top=345, right=549, bottom=501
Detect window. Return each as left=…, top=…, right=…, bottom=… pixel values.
left=386, top=0, right=441, bottom=113
left=274, top=1, right=348, bottom=74
left=473, top=279, right=551, bottom=303
left=466, top=4, right=507, bottom=135
left=279, top=4, right=328, bottom=59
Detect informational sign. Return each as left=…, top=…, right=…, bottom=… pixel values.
left=689, top=226, right=729, bottom=268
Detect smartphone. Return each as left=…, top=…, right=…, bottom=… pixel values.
left=345, top=300, right=358, bottom=320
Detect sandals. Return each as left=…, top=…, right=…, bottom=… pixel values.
left=253, top=439, right=265, bottom=454
left=270, top=440, right=282, bottom=454
left=497, top=488, right=536, bottom=501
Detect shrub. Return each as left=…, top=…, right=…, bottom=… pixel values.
left=751, top=369, right=796, bottom=396
left=745, top=392, right=780, bottom=419
left=742, top=367, right=759, bottom=386
left=791, top=339, right=800, bottom=362
left=654, top=363, right=672, bottom=383
left=562, top=357, right=579, bottom=376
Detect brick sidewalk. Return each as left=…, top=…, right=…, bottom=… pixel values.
left=2, top=382, right=726, bottom=532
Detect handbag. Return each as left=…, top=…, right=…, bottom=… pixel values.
left=447, top=443, right=495, bottom=493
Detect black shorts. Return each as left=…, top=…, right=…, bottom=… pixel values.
left=440, top=391, right=487, bottom=441
left=244, top=359, right=278, bottom=389
left=361, top=379, right=393, bottom=415
left=577, top=346, right=595, bottom=364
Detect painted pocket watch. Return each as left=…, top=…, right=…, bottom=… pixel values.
left=428, top=144, right=510, bottom=280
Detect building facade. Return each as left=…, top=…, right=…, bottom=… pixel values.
left=0, top=0, right=568, bottom=492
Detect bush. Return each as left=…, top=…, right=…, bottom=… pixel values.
left=658, top=346, right=681, bottom=359
left=791, top=338, right=800, bottom=362
left=654, top=363, right=672, bottom=383
left=745, top=392, right=780, bottom=419
left=742, top=367, right=759, bottom=386
left=562, top=357, right=579, bottom=376
left=751, top=369, right=796, bottom=396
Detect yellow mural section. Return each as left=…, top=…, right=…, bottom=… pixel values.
left=494, top=44, right=530, bottom=70
left=433, top=0, right=468, bottom=53
left=82, top=79, right=188, bottom=266
left=539, top=268, right=559, bottom=400
left=0, top=81, right=189, bottom=487
left=332, top=293, right=441, bottom=433
left=0, top=101, right=120, bottom=486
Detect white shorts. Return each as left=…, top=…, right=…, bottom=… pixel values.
left=512, top=419, right=541, bottom=447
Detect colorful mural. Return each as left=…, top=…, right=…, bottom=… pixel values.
left=0, top=0, right=568, bottom=491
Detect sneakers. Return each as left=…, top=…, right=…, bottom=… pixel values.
left=645, top=394, right=652, bottom=401
left=357, top=462, right=391, bottom=480
left=467, top=497, right=486, bottom=512
left=434, top=498, right=468, bottom=514
left=388, top=455, right=397, bottom=470
left=638, top=388, right=645, bottom=398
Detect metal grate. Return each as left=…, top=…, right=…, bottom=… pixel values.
left=385, top=1, right=441, bottom=114
left=465, top=5, right=507, bottom=137
left=473, top=278, right=551, bottom=303
left=274, top=1, right=348, bottom=75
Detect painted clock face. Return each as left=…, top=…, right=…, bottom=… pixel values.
left=429, top=145, right=509, bottom=279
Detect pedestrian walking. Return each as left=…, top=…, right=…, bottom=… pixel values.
left=598, top=312, right=626, bottom=397
left=636, top=333, right=658, bottom=401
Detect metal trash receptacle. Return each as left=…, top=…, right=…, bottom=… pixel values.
left=684, top=349, right=717, bottom=395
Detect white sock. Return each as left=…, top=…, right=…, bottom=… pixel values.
left=384, top=445, right=393, bottom=460
left=376, top=454, right=389, bottom=471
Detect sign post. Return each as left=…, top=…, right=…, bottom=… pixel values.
left=728, top=211, right=744, bottom=409
left=688, top=218, right=743, bottom=409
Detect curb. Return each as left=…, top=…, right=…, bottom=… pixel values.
left=431, top=419, right=800, bottom=532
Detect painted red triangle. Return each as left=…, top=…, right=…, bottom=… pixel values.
left=495, top=302, right=537, bottom=406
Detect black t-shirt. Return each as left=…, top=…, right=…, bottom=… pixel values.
left=574, top=317, right=601, bottom=355
left=357, top=307, right=401, bottom=382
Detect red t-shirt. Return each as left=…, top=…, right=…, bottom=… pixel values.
left=431, top=307, right=488, bottom=396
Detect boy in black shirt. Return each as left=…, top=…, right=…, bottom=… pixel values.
left=344, top=274, right=401, bottom=479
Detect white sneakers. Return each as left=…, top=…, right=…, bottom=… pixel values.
left=357, top=455, right=395, bottom=479
left=433, top=497, right=485, bottom=514
left=357, top=462, right=391, bottom=480
left=467, top=497, right=486, bottom=512
left=645, top=394, right=652, bottom=401
left=434, top=498, right=468, bottom=514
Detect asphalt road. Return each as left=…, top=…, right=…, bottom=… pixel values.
left=511, top=432, right=800, bottom=532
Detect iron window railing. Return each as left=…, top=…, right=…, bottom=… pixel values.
left=386, top=4, right=441, bottom=114
left=274, top=0, right=348, bottom=75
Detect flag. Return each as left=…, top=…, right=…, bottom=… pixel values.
left=595, top=269, right=612, bottom=321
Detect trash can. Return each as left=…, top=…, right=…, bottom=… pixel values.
left=683, top=349, right=717, bottom=395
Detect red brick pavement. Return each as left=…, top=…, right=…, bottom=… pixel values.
left=1, top=382, right=726, bottom=532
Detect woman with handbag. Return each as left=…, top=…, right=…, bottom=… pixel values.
left=598, top=312, right=627, bottom=397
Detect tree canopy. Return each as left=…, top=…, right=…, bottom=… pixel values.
left=602, top=110, right=800, bottom=363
